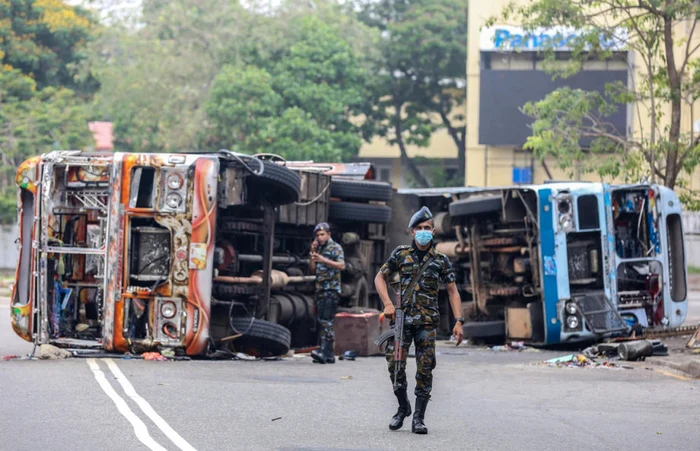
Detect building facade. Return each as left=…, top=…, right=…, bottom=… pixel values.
left=466, top=0, right=700, bottom=189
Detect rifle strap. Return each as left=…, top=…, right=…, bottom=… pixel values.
left=397, top=253, right=437, bottom=307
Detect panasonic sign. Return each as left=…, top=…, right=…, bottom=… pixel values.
left=480, top=26, right=626, bottom=52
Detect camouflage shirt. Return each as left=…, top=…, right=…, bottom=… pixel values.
left=314, top=239, right=344, bottom=293
left=379, top=243, right=455, bottom=326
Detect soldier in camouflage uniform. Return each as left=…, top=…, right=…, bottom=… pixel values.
left=374, top=206, right=464, bottom=434
left=309, top=222, right=345, bottom=364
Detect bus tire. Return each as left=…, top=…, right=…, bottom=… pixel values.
left=247, top=161, right=301, bottom=206
left=330, top=178, right=393, bottom=202
left=229, top=317, right=291, bottom=357
left=328, top=201, right=392, bottom=224
left=462, top=320, right=505, bottom=338
left=449, top=196, right=502, bottom=218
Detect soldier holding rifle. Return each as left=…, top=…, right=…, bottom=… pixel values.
left=374, top=207, right=464, bottom=435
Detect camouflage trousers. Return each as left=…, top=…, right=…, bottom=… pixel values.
left=386, top=325, right=437, bottom=399
left=316, top=291, right=339, bottom=342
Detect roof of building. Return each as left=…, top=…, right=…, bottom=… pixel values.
left=88, top=122, right=114, bottom=151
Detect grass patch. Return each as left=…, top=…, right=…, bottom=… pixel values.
left=688, top=265, right=700, bottom=274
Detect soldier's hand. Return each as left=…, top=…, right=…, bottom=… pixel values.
left=311, top=240, right=319, bottom=252
left=383, top=304, right=395, bottom=321
left=452, top=323, right=464, bottom=346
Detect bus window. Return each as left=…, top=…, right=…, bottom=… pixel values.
left=130, top=167, right=156, bottom=208
left=577, top=195, right=599, bottom=230
left=666, top=213, right=687, bottom=302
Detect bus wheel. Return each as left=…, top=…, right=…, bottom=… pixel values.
left=330, top=178, right=393, bottom=202
left=229, top=317, right=291, bottom=357
left=449, top=196, right=502, bottom=218
left=462, top=320, right=505, bottom=339
left=328, top=201, right=392, bottom=223
left=246, top=161, right=301, bottom=206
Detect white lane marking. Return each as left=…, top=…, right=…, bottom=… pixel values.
left=105, top=358, right=197, bottom=451
left=86, top=359, right=167, bottom=451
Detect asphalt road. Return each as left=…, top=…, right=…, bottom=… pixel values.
left=2, top=296, right=700, bottom=450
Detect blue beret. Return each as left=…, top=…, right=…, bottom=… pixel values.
left=409, top=206, right=433, bottom=229
left=314, top=222, right=330, bottom=233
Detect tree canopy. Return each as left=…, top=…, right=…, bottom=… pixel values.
left=0, top=0, right=97, bottom=224
left=356, top=0, right=467, bottom=187
left=492, top=0, right=700, bottom=203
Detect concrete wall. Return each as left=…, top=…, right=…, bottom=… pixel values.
left=0, top=224, right=19, bottom=271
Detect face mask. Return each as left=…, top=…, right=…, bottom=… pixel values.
left=415, top=230, right=433, bottom=246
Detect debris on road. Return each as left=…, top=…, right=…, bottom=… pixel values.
left=142, top=352, right=167, bottom=361
left=489, top=341, right=537, bottom=352
left=583, top=339, right=669, bottom=361
left=38, top=344, right=71, bottom=360
left=541, top=353, right=628, bottom=369
left=338, top=350, right=359, bottom=361
left=687, top=324, right=700, bottom=349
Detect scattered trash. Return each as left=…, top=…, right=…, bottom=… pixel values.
left=2, top=355, right=19, bottom=361
left=38, top=344, right=72, bottom=360
left=489, top=341, right=531, bottom=352
left=160, top=349, right=176, bottom=358
left=271, top=417, right=282, bottom=422
left=339, top=350, right=359, bottom=361
left=142, top=352, right=167, bottom=361
left=585, top=339, right=669, bottom=361
left=340, top=375, right=353, bottom=380
left=235, top=352, right=257, bottom=361
left=542, top=353, right=622, bottom=369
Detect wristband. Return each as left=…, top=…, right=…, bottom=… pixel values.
left=454, top=317, right=465, bottom=324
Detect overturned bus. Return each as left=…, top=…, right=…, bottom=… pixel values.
left=10, top=150, right=393, bottom=356
left=9, top=150, right=690, bottom=355
left=400, top=182, right=689, bottom=345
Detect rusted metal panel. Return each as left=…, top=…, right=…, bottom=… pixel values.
left=505, top=307, right=532, bottom=339
left=278, top=171, right=330, bottom=226
left=333, top=310, right=389, bottom=356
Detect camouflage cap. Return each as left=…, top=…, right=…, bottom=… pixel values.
left=409, top=206, right=433, bottom=229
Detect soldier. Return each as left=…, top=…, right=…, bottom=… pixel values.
left=374, top=206, right=464, bottom=434
left=309, top=222, right=345, bottom=364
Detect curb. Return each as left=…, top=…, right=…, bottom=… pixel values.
left=646, top=357, right=700, bottom=378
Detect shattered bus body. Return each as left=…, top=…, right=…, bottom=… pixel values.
left=10, top=150, right=689, bottom=354
left=398, top=182, right=689, bottom=345
left=10, top=151, right=392, bottom=356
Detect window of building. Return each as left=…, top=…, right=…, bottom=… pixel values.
left=379, top=168, right=391, bottom=181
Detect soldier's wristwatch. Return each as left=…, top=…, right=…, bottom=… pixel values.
left=454, top=317, right=465, bottom=325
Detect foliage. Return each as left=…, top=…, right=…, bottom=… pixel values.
left=92, top=0, right=374, bottom=161
left=0, top=1, right=97, bottom=224
left=492, top=0, right=700, bottom=198
left=0, top=0, right=98, bottom=94
left=204, top=16, right=369, bottom=161
left=356, top=0, right=467, bottom=187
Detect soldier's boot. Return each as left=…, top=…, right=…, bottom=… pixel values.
left=311, top=339, right=335, bottom=364
left=411, top=396, right=429, bottom=434
left=389, top=389, right=412, bottom=431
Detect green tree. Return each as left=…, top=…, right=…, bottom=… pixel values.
left=356, top=0, right=467, bottom=187
left=493, top=0, right=700, bottom=199
left=93, top=0, right=374, bottom=161
left=0, top=67, right=94, bottom=224
left=204, top=16, right=369, bottom=161
left=0, top=0, right=98, bottom=94
left=0, top=1, right=97, bottom=224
